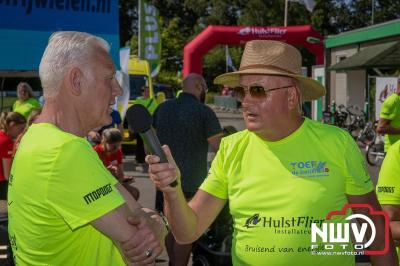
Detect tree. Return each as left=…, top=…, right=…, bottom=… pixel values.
left=119, top=0, right=138, bottom=47
left=119, top=0, right=400, bottom=89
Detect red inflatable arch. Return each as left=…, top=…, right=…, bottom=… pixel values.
left=183, top=25, right=324, bottom=77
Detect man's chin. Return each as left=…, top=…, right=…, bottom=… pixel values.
left=93, top=118, right=112, bottom=131
left=245, top=121, right=261, bottom=132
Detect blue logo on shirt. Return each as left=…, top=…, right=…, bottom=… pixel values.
left=290, top=161, right=329, bottom=178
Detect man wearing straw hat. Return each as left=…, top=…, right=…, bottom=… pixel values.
left=145, top=40, right=397, bottom=265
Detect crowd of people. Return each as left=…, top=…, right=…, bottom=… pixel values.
left=1, top=30, right=400, bottom=266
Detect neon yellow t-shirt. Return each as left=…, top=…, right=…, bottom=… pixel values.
left=8, top=123, right=126, bottom=266
left=380, top=93, right=400, bottom=151
left=12, top=97, right=41, bottom=118
left=200, top=118, right=373, bottom=266
left=135, top=97, right=158, bottom=114
left=376, top=140, right=400, bottom=256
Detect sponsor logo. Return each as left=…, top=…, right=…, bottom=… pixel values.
left=243, top=213, right=325, bottom=236
left=244, top=213, right=324, bottom=229
left=237, top=27, right=287, bottom=36
left=377, top=186, right=395, bottom=193
left=83, top=183, right=113, bottom=204
left=290, top=161, right=329, bottom=178
left=311, top=204, right=389, bottom=256
left=238, top=27, right=251, bottom=36
left=244, top=213, right=261, bottom=228
left=8, top=174, right=13, bottom=186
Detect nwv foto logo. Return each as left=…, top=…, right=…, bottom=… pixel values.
left=311, top=204, right=389, bottom=255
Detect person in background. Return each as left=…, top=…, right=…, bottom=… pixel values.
left=153, top=73, right=223, bottom=266
left=88, top=108, right=124, bottom=145
left=94, top=128, right=139, bottom=200
left=12, top=108, right=42, bottom=158
left=0, top=112, right=26, bottom=199
left=12, top=82, right=41, bottom=119
left=94, top=128, right=132, bottom=182
left=134, top=86, right=158, bottom=171
left=376, top=139, right=400, bottom=257
left=377, top=83, right=400, bottom=152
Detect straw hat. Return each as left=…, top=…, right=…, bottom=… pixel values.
left=214, top=40, right=325, bottom=101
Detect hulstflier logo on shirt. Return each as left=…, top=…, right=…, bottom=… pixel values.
left=311, top=204, right=390, bottom=256
left=243, top=213, right=325, bottom=235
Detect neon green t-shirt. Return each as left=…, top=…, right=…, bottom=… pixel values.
left=380, top=93, right=400, bottom=151
left=135, top=97, right=158, bottom=114
left=12, top=97, right=41, bottom=118
left=8, top=123, right=126, bottom=266
left=200, top=118, right=373, bottom=266
left=376, top=140, right=400, bottom=256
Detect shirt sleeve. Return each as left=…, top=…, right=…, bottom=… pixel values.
left=0, top=138, right=14, bottom=159
left=380, top=96, right=396, bottom=120
left=343, top=133, right=374, bottom=195
left=199, top=138, right=228, bottom=199
left=376, top=143, right=400, bottom=204
left=203, top=106, right=222, bottom=139
left=46, top=139, right=125, bottom=230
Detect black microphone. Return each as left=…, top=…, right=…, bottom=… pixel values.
left=125, top=104, right=178, bottom=187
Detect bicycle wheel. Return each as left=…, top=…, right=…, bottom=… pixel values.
left=366, top=143, right=384, bottom=166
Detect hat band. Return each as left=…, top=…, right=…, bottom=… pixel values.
left=239, top=64, right=298, bottom=75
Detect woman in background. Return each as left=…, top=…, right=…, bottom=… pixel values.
left=12, top=82, right=41, bottom=119
left=0, top=112, right=26, bottom=199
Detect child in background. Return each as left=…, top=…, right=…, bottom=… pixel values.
left=13, top=108, right=42, bottom=157
left=0, top=112, right=26, bottom=199
left=93, top=128, right=139, bottom=200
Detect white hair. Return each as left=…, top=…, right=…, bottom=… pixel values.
left=39, top=31, right=110, bottom=98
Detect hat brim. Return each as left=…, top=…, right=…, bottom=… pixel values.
left=214, top=68, right=326, bottom=101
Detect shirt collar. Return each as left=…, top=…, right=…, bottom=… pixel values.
left=179, top=92, right=199, bottom=102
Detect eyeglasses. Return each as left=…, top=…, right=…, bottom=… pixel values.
left=232, top=84, right=293, bottom=102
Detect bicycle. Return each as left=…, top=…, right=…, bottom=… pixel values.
left=345, top=105, right=366, bottom=140
left=357, top=121, right=377, bottom=147
left=366, top=134, right=385, bottom=166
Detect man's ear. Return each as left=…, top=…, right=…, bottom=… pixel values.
left=68, top=67, right=83, bottom=96
left=287, top=86, right=300, bottom=110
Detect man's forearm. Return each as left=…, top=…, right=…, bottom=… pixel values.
left=164, top=190, right=198, bottom=244
left=377, top=125, right=400, bottom=135
left=389, top=221, right=400, bottom=242
left=368, top=214, right=398, bottom=265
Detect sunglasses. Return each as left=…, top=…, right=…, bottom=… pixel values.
left=232, top=84, right=294, bottom=102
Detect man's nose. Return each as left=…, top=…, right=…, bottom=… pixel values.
left=241, top=90, right=256, bottom=105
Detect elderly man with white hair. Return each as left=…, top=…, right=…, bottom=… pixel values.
left=146, top=40, right=398, bottom=265
left=8, top=31, right=167, bottom=265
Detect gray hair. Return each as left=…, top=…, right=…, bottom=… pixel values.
left=39, top=31, right=110, bottom=98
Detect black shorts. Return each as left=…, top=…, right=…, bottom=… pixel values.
left=0, top=181, right=8, bottom=200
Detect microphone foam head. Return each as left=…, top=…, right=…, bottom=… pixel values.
left=125, top=104, right=152, bottom=133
